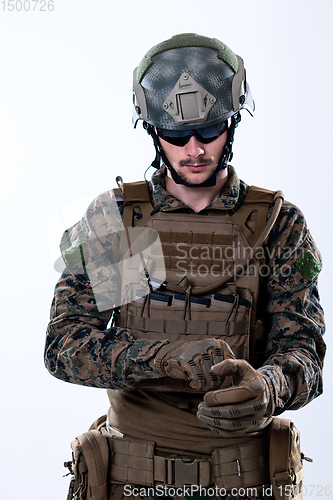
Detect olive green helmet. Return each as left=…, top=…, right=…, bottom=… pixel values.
left=133, top=33, right=255, bottom=130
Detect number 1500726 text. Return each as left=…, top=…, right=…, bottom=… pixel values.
left=1, top=0, right=54, bottom=10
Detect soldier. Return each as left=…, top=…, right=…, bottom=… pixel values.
left=45, top=34, right=326, bottom=500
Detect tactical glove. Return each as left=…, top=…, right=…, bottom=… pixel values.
left=155, top=339, right=235, bottom=391
left=196, top=359, right=275, bottom=436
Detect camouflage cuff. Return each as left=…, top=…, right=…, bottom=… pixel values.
left=257, top=364, right=287, bottom=412
left=260, top=372, right=276, bottom=417
left=128, top=339, right=169, bottom=363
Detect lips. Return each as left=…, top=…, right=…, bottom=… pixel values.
left=186, top=165, right=207, bottom=171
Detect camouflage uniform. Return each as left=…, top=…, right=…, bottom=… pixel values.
left=45, top=165, right=325, bottom=498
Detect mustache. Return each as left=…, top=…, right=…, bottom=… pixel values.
left=178, top=158, right=215, bottom=167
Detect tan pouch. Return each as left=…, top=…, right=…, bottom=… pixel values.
left=269, top=418, right=304, bottom=500
left=64, top=416, right=109, bottom=500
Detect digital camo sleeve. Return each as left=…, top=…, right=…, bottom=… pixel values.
left=44, top=191, right=167, bottom=389
left=257, top=201, right=326, bottom=414
left=44, top=270, right=166, bottom=389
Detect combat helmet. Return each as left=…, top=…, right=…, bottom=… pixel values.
left=133, top=33, right=255, bottom=187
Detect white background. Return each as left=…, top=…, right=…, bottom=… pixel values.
left=0, top=1, right=332, bottom=498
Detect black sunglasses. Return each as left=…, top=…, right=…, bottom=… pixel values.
left=156, top=121, right=228, bottom=147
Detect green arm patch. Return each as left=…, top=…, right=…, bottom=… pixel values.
left=62, top=237, right=85, bottom=269
left=295, top=250, right=322, bottom=281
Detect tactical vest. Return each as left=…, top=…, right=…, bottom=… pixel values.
left=113, top=180, right=284, bottom=393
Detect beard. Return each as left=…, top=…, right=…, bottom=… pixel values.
left=175, top=158, right=217, bottom=186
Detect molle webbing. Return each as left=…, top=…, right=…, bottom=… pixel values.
left=159, top=231, right=234, bottom=274
left=116, top=315, right=249, bottom=359
left=115, top=180, right=283, bottom=389
left=193, top=188, right=283, bottom=298
left=107, top=432, right=269, bottom=490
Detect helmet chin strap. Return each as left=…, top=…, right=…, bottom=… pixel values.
left=144, top=114, right=240, bottom=188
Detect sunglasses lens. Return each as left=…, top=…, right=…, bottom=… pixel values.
left=157, top=121, right=228, bottom=147
left=196, top=121, right=228, bottom=142
left=156, top=129, right=189, bottom=146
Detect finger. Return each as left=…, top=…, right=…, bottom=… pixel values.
left=212, top=345, right=224, bottom=365
left=198, top=413, right=264, bottom=430
left=204, top=386, right=257, bottom=407
left=205, top=423, right=261, bottom=438
left=197, top=410, right=266, bottom=432
left=165, top=359, right=189, bottom=380
left=224, top=342, right=236, bottom=359
left=196, top=413, right=252, bottom=438
left=200, top=353, right=217, bottom=390
left=198, top=401, right=266, bottom=419
left=212, top=358, right=254, bottom=379
left=197, top=418, right=232, bottom=437
left=198, top=354, right=221, bottom=390
left=186, top=359, right=205, bottom=390
left=198, top=403, right=267, bottom=420
left=210, top=347, right=225, bottom=388
left=204, top=376, right=266, bottom=406
left=205, top=423, right=246, bottom=438
left=211, top=358, right=238, bottom=377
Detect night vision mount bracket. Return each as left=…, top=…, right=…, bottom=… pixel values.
left=162, top=72, right=216, bottom=126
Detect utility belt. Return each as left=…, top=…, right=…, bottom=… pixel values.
left=107, top=431, right=269, bottom=490
left=64, top=417, right=305, bottom=500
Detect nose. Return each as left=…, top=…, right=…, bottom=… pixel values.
left=184, top=135, right=205, bottom=158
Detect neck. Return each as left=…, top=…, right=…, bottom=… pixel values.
left=165, top=168, right=229, bottom=213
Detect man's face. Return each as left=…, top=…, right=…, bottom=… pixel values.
left=158, top=130, right=228, bottom=187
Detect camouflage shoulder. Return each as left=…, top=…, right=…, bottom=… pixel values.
left=60, top=188, right=124, bottom=272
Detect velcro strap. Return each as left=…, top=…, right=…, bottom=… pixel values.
left=126, top=315, right=249, bottom=337
left=110, top=436, right=155, bottom=486
left=273, top=466, right=303, bottom=487
left=212, top=436, right=270, bottom=489
left=274, top=471, right=291, bottom=485
left=243, top=185, right=276, bottom=205
left=121, top=181, right=151, bottom=204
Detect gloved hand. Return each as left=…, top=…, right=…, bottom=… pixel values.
left=196, top=359, right=275, bottom=436
left=155, top=339, right=235, bottom=391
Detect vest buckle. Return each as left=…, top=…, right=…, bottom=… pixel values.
left=164, top=457, right=206, bottom=487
